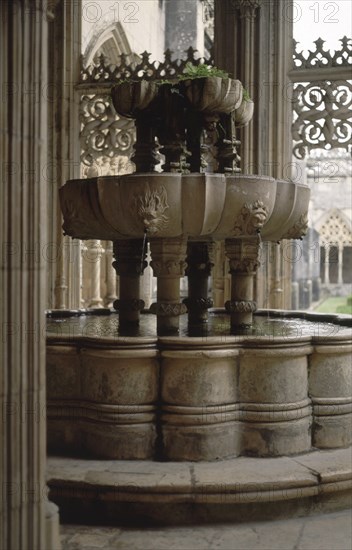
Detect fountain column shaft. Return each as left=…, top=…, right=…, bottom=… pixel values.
left=225, top=238, right=260, bottom=329
left=150, top=238, right=187, bottom=335
left=184, top=241, right=214, bottom=326
left=113, top=240, right=146, bottom=326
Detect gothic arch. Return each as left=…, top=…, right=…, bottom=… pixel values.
left=317, top=209, right=352, bottom=245
left=83, top=21, right=134, bottom=65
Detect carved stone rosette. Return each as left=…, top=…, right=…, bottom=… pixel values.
left=225, top=238, right=260, bottom=329
left=150, top=238, right=188, bottom=335
left=233, top=200, right=269, bottom=236
left=112, top=240, right=147, bottom=328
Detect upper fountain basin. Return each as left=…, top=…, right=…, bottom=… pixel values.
left=59, top=173, right=310, bottom=241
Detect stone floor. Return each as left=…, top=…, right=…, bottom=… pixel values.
left=61, top=509, right=352, bottom=550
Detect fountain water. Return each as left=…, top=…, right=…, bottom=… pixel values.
left=47, top=56, right=351, bottom=522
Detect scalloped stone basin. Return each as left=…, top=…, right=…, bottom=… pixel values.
left=46, top=309, right=352, bottom=462
left=59, top=173, right=310, bottom=242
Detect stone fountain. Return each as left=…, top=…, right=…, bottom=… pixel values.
left=47, top=58, right=351, bottom=523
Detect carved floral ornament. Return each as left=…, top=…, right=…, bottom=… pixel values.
left=131, top=184, right=170, bottom=235
left=233, top=200, right=269, bottom=236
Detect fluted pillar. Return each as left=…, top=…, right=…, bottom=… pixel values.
left=0, top=1, right=60, bottom=549
left=214, top=0, right=294, bottom=310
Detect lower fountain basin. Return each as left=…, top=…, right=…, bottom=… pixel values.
left=59, top=173, right=310, bottom=241
left=46, top=309, right=352, bottom=461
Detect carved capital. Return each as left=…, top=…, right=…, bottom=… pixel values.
left=113, top=240, right=147, bottom=276
left=225, top=238, right=260, bottom=273
left=225, top=300, right=257, bottom=313
left=282, top=212, right=309, bottom=240
left=233, top=200, right=269, bottom=236
left=185, top=241, right=215, bottom=277
left=150, top=238, right=188, bottom=278
left=237, top=0, right=261, bottom=20
left=150, top=259, right=187, bottom=278
left=150, top=302, right=187, bottom=317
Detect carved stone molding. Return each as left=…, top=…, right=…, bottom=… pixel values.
left=282, top=212, right=309, bottom=240
left=233, top=200, right=269, bottom=236
left=183, top=297, right=213, bottom=311
left=225, top=300, right=257, bottom=313
left=150, top=302, right=187, bottom=317
left=132, top=184, right=170, bottom=235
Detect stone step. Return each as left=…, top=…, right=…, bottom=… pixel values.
left=48, top=447, right=352, bottom=526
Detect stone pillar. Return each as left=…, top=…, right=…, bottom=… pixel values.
left=184, top=241, right=214, bottom=330
left=338, top=244, right=343, bottom=284
left=113, top=240, right=146, bottom=328
left=225, top=238, right=260, bottom=329
left=291, top=281, right=299, bottom=310
left=48, top=0, right=81, bottom=310
left=150, top=238, right=188, bottom=335
left=0, top=1, right=60, bottom=548
left=86, top=240, right=104, bottom=308
left=104, top=241, right=117, bottom=308
left=324, top=245, right=330, bottom=285
left=214, top=0, right=294, bottom=310
left=271, top=243, right=284, bottom=309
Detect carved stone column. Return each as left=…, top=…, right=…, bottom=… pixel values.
left=214, top=0, right=294, bottom=310
left=225, top=238, right=260, bottom=329
left=150, top=238, right=188, bottom=335
left=113, top=240, right=147, bottom=328
left=324, top=245, right=330, bottom=285
left=104, top=241, right=117, bottom=307
left=86, top=240, right=104, bottom=308
left=49, top=0, right=81, bottom=309
left=0, top=1, right=60, bottom=548
left=338, top=244, right=343, bottom=285
left=184, top=241, right=214, bottom=329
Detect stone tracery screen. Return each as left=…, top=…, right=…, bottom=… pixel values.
left=291, top=37, right=352, bottom=159
left=79, top=88, right=135, bottom=177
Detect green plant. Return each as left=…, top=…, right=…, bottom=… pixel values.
left=180, top=62, right=230, bottom=80
left=242, top=88, right=252, bottom=101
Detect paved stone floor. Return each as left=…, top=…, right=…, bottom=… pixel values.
left=61, top=509, right=352, bottom=550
